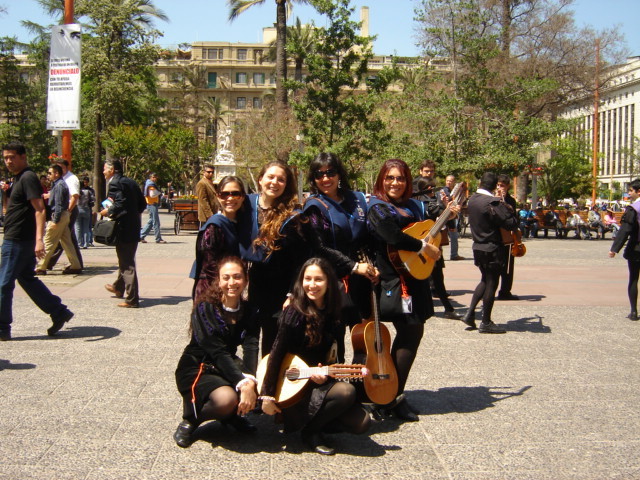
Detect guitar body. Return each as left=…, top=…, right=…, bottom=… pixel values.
left=362, top=321, right=398, bottom=405
left=350, top=320, right=371, bottom=364
left=256, top=354, right=366, bottom=408
left=388, top=219, right=442, bottom=280
left=256, top=353, right=308, bottom=408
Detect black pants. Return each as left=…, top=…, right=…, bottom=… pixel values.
left=113, top=240, right=139, bottom=305
left=498, top=248, right=514, bottom=296
left=468, top=247, right=506, bottom=323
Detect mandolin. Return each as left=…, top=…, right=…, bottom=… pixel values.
left=388, top=183, right=466, bottom=280
left=256, top=353, right=366, bottom=408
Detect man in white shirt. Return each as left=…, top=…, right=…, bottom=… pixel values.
left=42, top=158, right=83, bottom=273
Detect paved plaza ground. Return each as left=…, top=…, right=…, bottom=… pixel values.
left=1, top=210, right=639, bottom=479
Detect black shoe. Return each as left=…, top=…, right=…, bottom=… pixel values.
left=478, top=321, right=506, bottom=334
left=47, top=310, right=74, bottom=336
left=173, top=421, right=196, bottom=448
left=222, top=415, right=257, bottom=433
left=392, top=398, right=419, bottom=422
left=461, top=312, right=477, bottom=330
left=301, top=431, right=335, bottom=455
left=627, top=312, right=638, bottom=321
left=0, top=330, right=11, bottom=341
left=443, top=310, right=461, bottom=320
left=497, top=293, right=519, bottom=301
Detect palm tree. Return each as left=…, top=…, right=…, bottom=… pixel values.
left=202, top=97, right=231, bottom=148
left=227, top=0, right=310, bottom=108
left=267, top=17, right=316, bottom=82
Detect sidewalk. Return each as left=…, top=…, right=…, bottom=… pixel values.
left=1, top=211, right=639, bottom=479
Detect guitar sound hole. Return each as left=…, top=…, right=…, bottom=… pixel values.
left=286, top=369, right=300, bottom=380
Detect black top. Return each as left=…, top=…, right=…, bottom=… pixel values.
left=105, top=173, right=146, bottom=244
left=610, top=204, right=640, bottom=261
left=3, top=167, right=42, bottom=241
left=467, top=192, right=519, bottom=252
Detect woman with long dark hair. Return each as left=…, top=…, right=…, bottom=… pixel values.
left=259, top=257, right=370, bottom=455
left=367, top=159, right=444, bottom=421
left=190, top=176, right=246, bottom=301
left=303, top=153, right=379, bottom=361
left=174, top=256, right=259, bottom=448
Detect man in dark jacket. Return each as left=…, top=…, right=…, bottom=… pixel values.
left=100, top=160, right=146, bottom=308
left=462, top=172, right=519, bottom=333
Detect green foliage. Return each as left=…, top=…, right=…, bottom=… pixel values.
left=288, top=0, right=397, bottom=183
left=537, top=134, right=593, bottom=204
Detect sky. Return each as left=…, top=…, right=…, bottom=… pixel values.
left=0, top=0, right=638, bottom=58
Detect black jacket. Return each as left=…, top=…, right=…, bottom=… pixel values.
left=105, top=173, right=146, bottom=243
left=467, top=191, right=518, bottom=252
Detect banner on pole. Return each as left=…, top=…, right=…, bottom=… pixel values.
left=46, top=24, right=82, bottom=130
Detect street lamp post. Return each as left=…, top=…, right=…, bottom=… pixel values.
left=61, top=0, right=74, bottom=167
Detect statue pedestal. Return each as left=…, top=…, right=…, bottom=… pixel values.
left=214, top=150, right=236, bottom=182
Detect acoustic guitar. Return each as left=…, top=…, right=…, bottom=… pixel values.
left=388, top=183, right=466, bottom=280
left=350, top=251, right=399, bottom=406
left=256, top=353, right=366, bottom=408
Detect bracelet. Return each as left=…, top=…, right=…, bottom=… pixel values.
left=235, top=378, right=255, bottom=392
left=258, top=395, right=276, bottom=402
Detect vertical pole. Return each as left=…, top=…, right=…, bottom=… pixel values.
left=592, top=39, right=600, bottom=205
left=61, top=0, right=74, bottom=168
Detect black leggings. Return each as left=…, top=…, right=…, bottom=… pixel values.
left=628, top=260, right=640, bottom=314
left=197, top=386, right=239, bottom=424
left=304, top=382, right=370, bottom=435
left=391, top=321, right=424, bottom=395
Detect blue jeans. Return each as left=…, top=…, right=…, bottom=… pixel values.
left=140, top=203, right=163, bottom=242
left=75, top=207, right=93, bottom=247
left=0, top=238, right=68, bottom=333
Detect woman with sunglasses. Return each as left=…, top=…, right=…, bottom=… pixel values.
left=238, top=161, right=348, bottom=356
left=303, top=153, right=379, bottom=362
left=367, top=159, right=443, bottom=422
left=190, top=176, right=246, bottom=303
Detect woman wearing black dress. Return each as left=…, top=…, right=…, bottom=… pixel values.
left=174, top=256, right=259, bottom=447
left=259, top=257, right=370, bottom=455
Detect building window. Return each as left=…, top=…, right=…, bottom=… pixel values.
left=170, top=72, right=183, bottom=83
left=254, top=49, right=263, bottom=64
left=204, top=48, right=223, bottom=60
left=253, top=97, right=263, bottom=109
left=237, top=49, right=247, bottom=60
left=236, top=97, right=246, bottom=109
left=207, top=72, right=217, bottom=89
left=269, top=74, right=276, bottom=85
left=253, top=73, right=265, bottom=85
left=171, top=97, right=181, bottom=110
left=235, top=72, right=247, bottom=84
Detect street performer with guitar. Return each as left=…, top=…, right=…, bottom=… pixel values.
left=367, top=159, right=458, bottom=422
left=259, top=258, right=370, bottom=455
left=461, top=172, right=519, bottom=334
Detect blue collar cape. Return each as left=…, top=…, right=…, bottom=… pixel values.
left=368, top=195, right=425, bottom=221
left=303, top=190, right=368, bottom=248
left=189, top=213, right=239, bottom=279
left=237, top=193, right=300, bottom=262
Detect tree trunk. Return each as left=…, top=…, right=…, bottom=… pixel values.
left=93, top=112, right=105, bottom=206
left=501, top=0, right=511, bottom=55
left=275, top=0, right=288, bottom=108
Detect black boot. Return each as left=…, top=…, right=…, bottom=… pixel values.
left=222, top=415, right=257, bottom=433
left=461, top=310, right=477, bottom=330
left=173, top=420, right=197, bottom=448
left=301, top=429, right=335, bottom=455
left=627, top=311, right=638, bottom=321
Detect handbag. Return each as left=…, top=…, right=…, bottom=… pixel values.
left=93, top=218, right=118, bottom=246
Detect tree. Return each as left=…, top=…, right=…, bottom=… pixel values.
left=73, top=0, right=167, bottom=198
left=287, top=0, right=396, bottom=181
left=228, top=0, right=310, bottom=108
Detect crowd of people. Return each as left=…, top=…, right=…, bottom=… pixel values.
left=3, top=141, right=639, bottom=455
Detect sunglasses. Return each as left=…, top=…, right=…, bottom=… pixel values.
left=313, top=168, right=338, bottom=180
left=218, top=191, right=243, bottom=199
left=385, top=175, right=406, bottom=183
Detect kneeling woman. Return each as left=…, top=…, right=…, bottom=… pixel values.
left=260, top=258, right=370, bottom=455
left=174, top=256, right=260, bottom=448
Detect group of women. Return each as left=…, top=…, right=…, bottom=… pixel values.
left=175, top=155, right=454, bottom=454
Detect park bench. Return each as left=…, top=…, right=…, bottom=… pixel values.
left=534, top=209, right=571, bottom=238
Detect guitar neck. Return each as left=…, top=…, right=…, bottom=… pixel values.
left=428, top=204, right=453, bottom=237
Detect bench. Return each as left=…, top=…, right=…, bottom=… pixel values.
left=534, top=210, right=571, bottom=238
left=577, top=211, right=614, bottom=239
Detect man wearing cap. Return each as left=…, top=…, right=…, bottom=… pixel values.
left=139, top=172, right=166, bottom=244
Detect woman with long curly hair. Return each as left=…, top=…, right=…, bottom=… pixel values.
left=174, top=256, right=260, bottom=448
left=238, top=161, right=346, bottom=355
left=259, top=257, right=370, bottom=455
